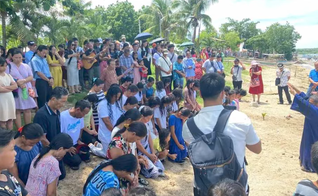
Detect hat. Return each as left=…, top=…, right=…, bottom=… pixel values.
left=277, top=63, right=284, bottom=68
left=98, top=38, right=103, bottom=44
left=162, top=49, right=168, bottom=54
left=251, top=60, right=259, bottom=65
left=121, top=35, right=126, bottom=39
left=27, top=41, right=35, bottom=46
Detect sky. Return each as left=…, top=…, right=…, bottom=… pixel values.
left=88, top=0, right=318, bottom=48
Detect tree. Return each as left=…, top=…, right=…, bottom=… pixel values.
left=246, top=33, right=268, bottom=53
left=220, top=18, right=260, bottom=41
left=223, top=32, right=241, bottom=51
left=104, top=1, right=139, bottom=42
left=198, top=29, right=217, bottom=48
left=173, top=0, right=218, bottom=43
left=265, top=22, right=301, bottom=60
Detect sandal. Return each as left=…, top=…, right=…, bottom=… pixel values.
left=138, top=177, right=149, bottom=186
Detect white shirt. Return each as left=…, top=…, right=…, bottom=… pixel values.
left=98, top=99, right=123, bottom=144
left=146, top=120, right=157, bottom=139
left=202, top=59, right=219, bottom=73
left=119, top=94, right=128, bottom=109
left=154, top=107, right=167, bottom=129
left=276, top=68, right=290, bottom=87
left=172, top=101, right=178, bottom=112
left=158, top=56, right=172, bottom=77
left=167, top=52, right=177, bottom=64
left=134, top=92, right=143, bottom=103
left=155, top=89, right=166, bottom=100
left=182, top=105, right=260, bottom=168
left=232, top=65, right=243, bottom=81
left=153, top=52, right=162, bottom=64
left=60, top=110, right=84, bottom=145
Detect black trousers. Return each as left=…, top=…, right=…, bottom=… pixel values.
left=59, top=160, right=66, bottom=180
left=79, top=68, right=85, bottom=89
left=233, top=81, right=243, bottom=90
left=278, top=86, right=292, bottom=104
left=63, top=145, right=90, bottom=168
left=81, top=131, right=98, bottom=145
left=36, top=79, right=52, bottom=109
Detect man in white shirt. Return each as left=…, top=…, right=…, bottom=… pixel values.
left=167, top=44, right=177, bottom=65
left=153, top=44, right=163, bottom=81
left=276, top=63, right=292, bottom=104
left=60, top=100, right=91, bottom=170
left=158, top=49, right=173, bottom=90
left=202, top=54, right=220, bottom=74
left=231, top=58, right=246, bottom=90
left=183, top=73, right=261, bottom=193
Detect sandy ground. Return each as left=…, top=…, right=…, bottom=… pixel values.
left=58, top=63, right=317, bottom=196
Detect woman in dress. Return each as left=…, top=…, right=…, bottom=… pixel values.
left=195, top=58, right=203, bottom=80
left=9, top=123, right=43, bottom=186
left=183, top=79, right=200, bottom=112
left=47, top=45, right=64, bottom=88
left=141, top=40, right=151, bottom=75
left=9, top=50, right=37, bottom=129
left=83, top=154, right=137, bottom=196
left=132, top=52, right=141, bottom=84
left=169, top=107, right=191, bottom=163
left=26, top=133, right=73, bottom=196
left=65, top=40, right=80, bottom=94
left=0, top=57, right=17, bottom=130
left=249, top=60, right=264, bottom=104
left=101, top=59, right=126, bottom=92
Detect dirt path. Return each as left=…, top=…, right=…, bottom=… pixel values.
left=58, top=63, right=316, bottom=196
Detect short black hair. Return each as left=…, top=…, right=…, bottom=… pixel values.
left=168, top=44, right=175, bottom=50
left=0, top=128, right=17, bottom=149
left=147, top=77, right=154, bottom=83
left=123, top=76, right=133, bottom=83
left=83, top=40, right=89, bottom=45
left=137, top=82, right=144, bottom=89
left=239, top=89, right=247, bottom=97
left=177, top=55, right=183, bottom=60
left=50, top=87, right=69, bottom=100
left=58, top=44, right=64, bottom=48
left=208, top=178, right=246, bottom=196
left=210, top=53, right=216, bottom=58
left=200, top=73, right=225, bottom=100
left=85, top=94, right=99, bottom=103
left=224, top=86, right=231, bottom=93
left=72, top=37, right=78, bottom=41
left=172, top=88, right=183, bottom=99
left=132, top=42, right=139, bottom=47
left=128, top=85, right=138, bottom=93
left=124, top=96, right=138, bottom=106
left=37, top=45, right=48, bottom=52
left=228, top=90, right=235, bottom=96
left=75, top=100, right=91, bottom=111
left=123, top=43, right=129, bottom=48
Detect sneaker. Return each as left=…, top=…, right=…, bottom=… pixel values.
left=70, top=166, right=79, bottom=170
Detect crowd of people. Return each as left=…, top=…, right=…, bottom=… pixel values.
left=0, top=35, right=317, bottom=196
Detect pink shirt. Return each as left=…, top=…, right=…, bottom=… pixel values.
left=25, top=155, right=61, bottom=196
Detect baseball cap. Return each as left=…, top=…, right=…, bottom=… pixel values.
left=277, top=63, right=284, bottom=68
left=121, top=35, right=126, bottom=39
left=163, top=49, right=168, bottom=54
left=27, top=41, right=35, bottom=46
left=98, top=38, right=103, bottom=44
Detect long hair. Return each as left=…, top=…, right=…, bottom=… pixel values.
left=114, top=108, right=141, bottom=127
left=33, top=133, right=73, bottom=168
left=48, top=45, right=58, bottom=60
left=83, top=154, right=138, bottom=194
left=106, top=85, right=123, bottom=120
left=158, top=128, right=170, bottom=151
left=115, top=121, right=147, bottom=138
left=159, top=96, right=171, bottom=115
left=186, top=79, right=195, bottom=97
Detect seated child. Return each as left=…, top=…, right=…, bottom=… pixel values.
left=169, top=108, right=191, bottom=163
left=208, top=178, right=246, bottom=196
left=155, top=81, right=166, bottom=100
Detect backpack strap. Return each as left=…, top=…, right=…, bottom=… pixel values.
left=187, top=117, right=204, bottom=140
left=213, top=109, right=233, bottom=135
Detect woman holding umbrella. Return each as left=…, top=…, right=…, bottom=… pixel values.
left=141, top=40, right=152, bottom=75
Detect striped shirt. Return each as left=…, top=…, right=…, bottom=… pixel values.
left=88, top=91, right=105, bottom=126
left=294, top=179, right=318, bottom=196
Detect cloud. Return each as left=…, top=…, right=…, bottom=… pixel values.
left=87, top=0, right=318, bottom=48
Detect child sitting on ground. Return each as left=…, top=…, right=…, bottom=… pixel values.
left=153, top=128, right=177, bottom=161
left=234, top=89, right=247, bottom=111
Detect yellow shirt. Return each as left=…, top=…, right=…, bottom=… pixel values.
left=46, top=54, right=60, bottom=66
left=153, top=137, right=162, bottom=152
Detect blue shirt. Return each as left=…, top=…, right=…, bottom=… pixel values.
left=183, top=58, right=195, bottom=77
left=173, top=61, right=184, bottom=80
left=25, top=51, right=34, bottom=64
left=84, top=169, right=119, bottom=196
left=31, top=54, right=51, bottom=79
left=15, top=142, right=42, bottom=184
left=309, top=69, right=318, bottom=91
left=216, top=61, right=224, bottom=72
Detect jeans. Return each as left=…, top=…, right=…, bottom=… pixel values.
left=278, top=86, right=292, bottom=104
left=173, top=78, right=184, bottom=89
left=306, top=86, right=318, bottom=97
left=233, top=81, right=243, bottom=90
left=36, top=79, right=52, bottom=108
left=88, top=65, right=100, bottom=87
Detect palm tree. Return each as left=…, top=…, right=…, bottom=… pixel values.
left=43, top=12, right=69, bottom=45
left=173, top=0, right=218, bottom=43
left=139, top=0, right=179, bottom=40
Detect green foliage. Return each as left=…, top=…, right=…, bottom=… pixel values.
left=220, top=18, right=260, bottom=41
left=265, top=22, right=301, bottom=60
left=223, top=32, right=241, bottom=51
left=104, top=1, right=139, bottom=42
left=296, top=48, right=318, bottom=54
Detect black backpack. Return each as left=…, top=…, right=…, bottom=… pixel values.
left=187, top=109, right=248, bottom=196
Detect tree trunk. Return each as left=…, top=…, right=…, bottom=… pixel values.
left=197, top=21, right=202, bottom=49
left=192, top=25, right=197, bottom=43
left=1, top=11, right=7, bottom=49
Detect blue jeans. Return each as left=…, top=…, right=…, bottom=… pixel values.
left=306, top=86, right=318, bottom=97
left=173, top=78, right=184, bottom=89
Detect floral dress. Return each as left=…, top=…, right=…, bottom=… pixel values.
left=107, top=134, right=132, bottom=195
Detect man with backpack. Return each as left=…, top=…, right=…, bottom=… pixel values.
left=183, top=73, right=262, bottom=196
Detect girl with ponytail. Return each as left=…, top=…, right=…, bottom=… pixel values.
left=83, top=154, right=137, bottom=196
left=25, top=133, right=73, bottom=196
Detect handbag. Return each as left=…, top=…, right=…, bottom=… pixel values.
left=250, top=77, right=260, bottom=88
left=275, top=71, right=284, bottom=86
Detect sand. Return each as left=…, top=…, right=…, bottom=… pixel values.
left=58, top=63, right=317, bottom=196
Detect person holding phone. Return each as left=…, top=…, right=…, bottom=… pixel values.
left=231, top=58, right=246, bottom=90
